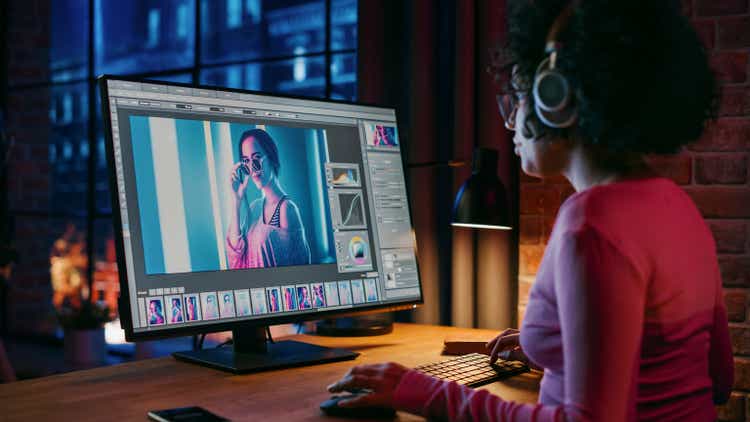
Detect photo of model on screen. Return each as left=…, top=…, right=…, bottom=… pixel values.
left=148, top=298, right=165, bottom=326
left=227, top=129, right=311, bottom=269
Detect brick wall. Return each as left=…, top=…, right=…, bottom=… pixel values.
left=517, top=1, right=749, bottom=419
left=4, top=0, right=56, bottom=335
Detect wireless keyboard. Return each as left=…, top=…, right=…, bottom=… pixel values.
left=414, top=353, right=529, bottom=387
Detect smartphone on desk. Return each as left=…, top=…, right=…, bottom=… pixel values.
left=147, top=406, right=230, bottom=422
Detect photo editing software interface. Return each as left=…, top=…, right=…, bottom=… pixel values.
left=104, top=80, right=421, bottom=332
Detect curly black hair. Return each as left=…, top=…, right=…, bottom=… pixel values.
left=505, top=0, right=717, bottom=155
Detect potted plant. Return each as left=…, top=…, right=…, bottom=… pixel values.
left=50, top=224, right=113, bottom=367
left=57, top=300, right=111, bottom=366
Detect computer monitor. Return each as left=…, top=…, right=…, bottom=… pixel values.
left=99, top=76, right=422, bottom=373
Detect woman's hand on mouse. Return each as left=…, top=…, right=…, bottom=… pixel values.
left=327, top=362, right=409, bottom=408
left=486, top=328, right=540, bottom=370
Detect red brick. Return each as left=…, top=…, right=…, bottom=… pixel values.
left=519, top=244, right=546, bottom=276
left=719, top=86, right=750, bottom=117
left=685, top=187, right=750, bottom=218
left=720, top=256, right=750, bottom=287
left=716, top=392, right=746, bottom=422
left=718, top=16, right=750, bottom=49
left=696, top=0, right=748, bottom=16
left=709, top=221, right=748, bottom=254
left=689, top=119, right=750, bottom=152
left=695, top=155, right=748, bottom=184
left=725, top=290, right=748, bottom=322
left=730, top=324, right=750, bottom=354
left=518, top=275, right=535, bottom=305
left=520, top=186, right=561, bottom=216
left=692, top=19, right=715, bottom=49
left=734, top=357, right=750, bottom=390
left=710, top=52, right=749, bottom=84
left=520, top=215, right=542, bottom=244
left=646, top=154, right=693, bottom=185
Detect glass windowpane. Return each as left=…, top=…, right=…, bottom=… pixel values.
left=49, top=83, right=90, bottom=216
left=331, top=0, right=357, bottom=51
left=201, top=56, right=325, bottom=97
left=51, top=0, right=90, bottom=83
left=331, top=53, right=356, bottom=101
left=95, top=0, right=196, bottom=75
left=201, top=0, right=325, bottom=64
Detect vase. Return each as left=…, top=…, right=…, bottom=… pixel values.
left=64, top=327, right=106, bottom=367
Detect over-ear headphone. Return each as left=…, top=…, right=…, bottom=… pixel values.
left=532, top=0, right=580, bottom=129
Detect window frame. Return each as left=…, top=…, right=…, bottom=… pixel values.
left=6, top=0, right=358, bottom=302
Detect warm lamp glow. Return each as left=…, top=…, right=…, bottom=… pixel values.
left=451, top=222, right=512, bottom=231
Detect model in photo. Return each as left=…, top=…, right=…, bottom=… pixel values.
left=166, top=295, right=184, bottom=323
left=183, top=294, right=201, bottom=321
left=311, top=283, right=326, bottom=308
left=148, top=298, right=165, bottom=326
left=267, top=287, right=281, bottom=313
left=296, top=285, right=312, bottom=310
left=250, top=288, right=268, bottom=314
left=219, top=291, right=236, bottom=318
left=227, top=129, right=311, bottom=269
left=282, top=285, right=297, bottom=311
left=201, top=292, right=219, bottom=320
left=234, top=290, right=252, bottom=316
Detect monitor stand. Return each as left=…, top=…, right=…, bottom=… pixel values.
left=172, top=326, right=359, bottom=374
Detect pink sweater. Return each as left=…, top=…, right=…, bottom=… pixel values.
left=392, top=177, right=734, bottom=421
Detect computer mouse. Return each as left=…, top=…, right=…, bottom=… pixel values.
left=320, top=394, right=396, bottom=419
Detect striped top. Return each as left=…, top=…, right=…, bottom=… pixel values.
left=263, top=195, right=288, bottom=228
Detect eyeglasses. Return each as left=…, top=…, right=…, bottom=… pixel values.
left=497, top=90, right=546, bottom=139
left=496, top=90, right=526, bottom=131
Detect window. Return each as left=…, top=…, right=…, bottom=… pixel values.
left=6, top=0, right=357, bottom=333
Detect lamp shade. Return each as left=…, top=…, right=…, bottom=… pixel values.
left=451, top=148, right=512, bottom=230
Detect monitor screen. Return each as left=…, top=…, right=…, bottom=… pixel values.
left=101, top=78, right=422, bottom=339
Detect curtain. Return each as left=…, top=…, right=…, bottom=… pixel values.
left=358, top=0, right=519, bottom=328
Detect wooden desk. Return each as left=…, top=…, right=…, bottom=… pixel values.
left=0, top=323, right=541, bottom=421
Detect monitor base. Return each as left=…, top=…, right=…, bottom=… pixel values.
left=172, top=326, right=358, bottom=374
left=314, top=315, right=394, bottom=337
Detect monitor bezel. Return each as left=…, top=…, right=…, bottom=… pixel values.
left=98, top=74, right=424, bottom=342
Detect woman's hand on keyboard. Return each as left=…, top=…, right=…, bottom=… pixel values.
left=486, top=328, right=540, bottom=370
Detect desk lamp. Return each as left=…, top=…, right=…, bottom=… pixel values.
left=451, top=147, right=512, bottom=230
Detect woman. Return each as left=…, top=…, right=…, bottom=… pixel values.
left=186, top=296, right=198, bottom=321
left=226, top=129, right=311, bottom=269
left=268, top=288, right=280, bottom=313
left=327, top=1, right=733, bottom=420
left=204, top=294, right=218, bottom=319
left=170, top=297, right=183, bottom=323
left=148, top=300, right=164, bottom=325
